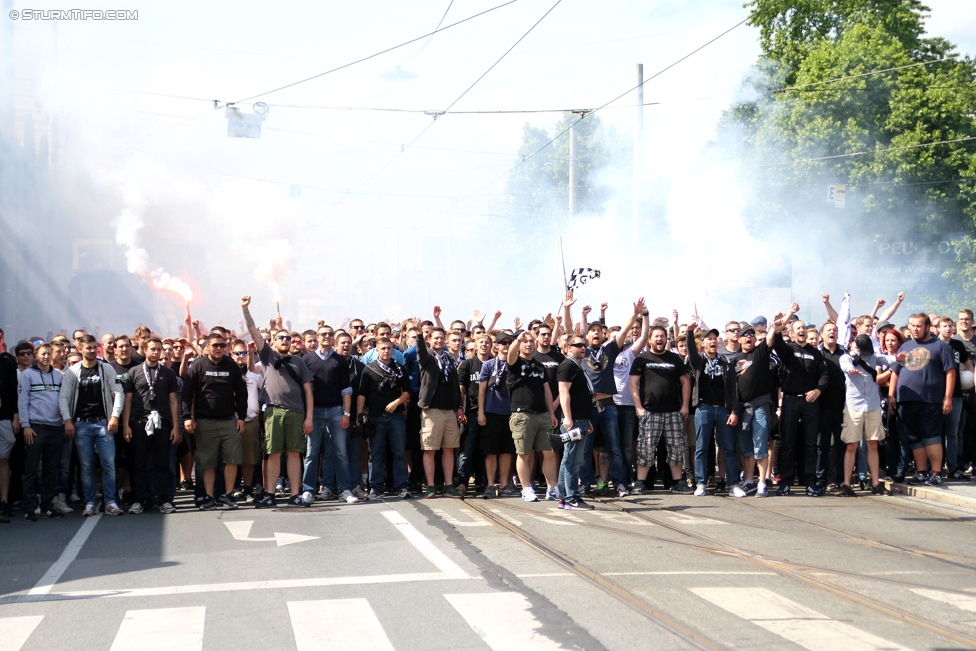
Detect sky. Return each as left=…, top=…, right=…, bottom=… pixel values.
left=6, top=0, right=976, bottom=332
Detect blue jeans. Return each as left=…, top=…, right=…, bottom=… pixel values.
left=944, top=397, right=964, bottom=473
left=581, top=403, right=625, bottom=487
left=616, top=405, right=637, bottom=485
left=736, top=404, right=769, bottom=461
left=304, top=406, right=343, bottom=493
left=369, top=414, right=409, bottom=492
left=557, top=420, right=589, bottom=501
left=74, top=420, right=118, bottom=505
left=694, top=405, right=740, bottom=486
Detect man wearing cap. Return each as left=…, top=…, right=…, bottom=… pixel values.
left=685, top=323, right=742, bottom=497
left=839, top=335, right=890, bottom=495
left=772, top=304, right=830, bottom=496
left=734, top=321, right=778, bottom=497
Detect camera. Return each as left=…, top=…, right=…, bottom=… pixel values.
left=560, top=427, right=583, bottom=443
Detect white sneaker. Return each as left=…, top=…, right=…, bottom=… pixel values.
left=694, top=483, right=706, bottom=496
left=53, top=493, right=73, bottom=514
left=128, top=502, right=144, bottom=514
left=521, top=487, right=539, bottom=502
left=341, top=489, right=359, bottom=504
left=317, top=486, right=334, bottom=501
left=756, top=482, right=768, bottom=498
left=729, top=485, right=747, bottom=498
left=352, top=486, right=367, bottom=500
left=301, top=490, right=315, bottom=505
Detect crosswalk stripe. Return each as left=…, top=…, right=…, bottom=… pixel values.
left=445, top=592, right=563, bottom=650
left=913, top=588, right=976, bottom=615
left=109, top=607, right=205, bottom=651
left=0, top=615, right=43, bottom=651
left=287, top=599, right=394, bottom=651
left=690, top=587, right=911, bottom=651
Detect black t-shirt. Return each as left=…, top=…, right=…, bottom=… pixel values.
left=125, top=363, right=178, bottom=426
left=508, top=356, right=548, bottom=413
left=458, top=356, right=484, bottom=411
left=556, top=358, right=593, bottom=422
left=583, top=340, right=620, bottom=395
left=0, top=352, right=17, bottom=421
left=735, top=340, right=773, bottom=403
left=630, top=351, right=688, bottom=413
left=533, top=348, right=565, bottom=398
left=130, top=350, right=146, bottom=365
left=946, top=338, right=970, bottom=398
left=75, top=364, right=107, bottom=420
left=111, top=358, right=140, bottom=389
left=818, top=345, right=847, bottom=412
left=359, top=360, right=410, bottom=417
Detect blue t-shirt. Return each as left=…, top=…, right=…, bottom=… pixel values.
left=893, top=337, right=955, bottom=404
left=583, top=339, right=620, bottom=395
left=478, top=357, right=511, bottom=415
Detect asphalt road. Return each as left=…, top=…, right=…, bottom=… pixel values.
left=3, top=487, right=976, bottom=650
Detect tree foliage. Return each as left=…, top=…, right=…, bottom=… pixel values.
left=506, top=112, right=625, bottom=223
left=725, top=0, right=976, bottom=291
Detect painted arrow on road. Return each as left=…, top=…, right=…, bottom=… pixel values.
left=223, top=520, right=320, bottom=547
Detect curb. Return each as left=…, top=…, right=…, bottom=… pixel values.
left=884, top=480, right=976, bottom=509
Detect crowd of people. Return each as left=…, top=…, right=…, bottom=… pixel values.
left=0, top=288, right=971, bottom=522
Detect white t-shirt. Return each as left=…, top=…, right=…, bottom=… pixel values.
left=613, top=345, right=638, bottom=406
left=244, top=370, right=264, bottom=421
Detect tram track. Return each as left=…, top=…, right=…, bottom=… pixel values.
left=450, top=496, right=976, bottom=648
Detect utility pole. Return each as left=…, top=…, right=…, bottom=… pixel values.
left=568, top=109, right=589, bottom=223
left=633, top=63, right=643, bottom=270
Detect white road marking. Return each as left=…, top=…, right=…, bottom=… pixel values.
left=913, top=588, right=976, bottom=615
left=597, top=512, right=652, bottom=525
left=28, top=515, right=100, bottom=596
left=288, top=599, right=394, bottom=650
left=489, top=508, right=522, bottom=526
left=691, top=587, right=912, bottom=651
left=445, top=592, right=563, bottom=650
left=109, top=607, right=205, bottom=651
left=431, top=508, right=490, bottom=527
left=605, top=571, right=776, bottom=576
left=223, top=520, right=320, bottom=546
left=0, top=615, right=43, bottom=651
left=26, top=572, right=471, bottom=601
left=381, top=510, right=469, bottom=579
left=666, top=514, right=726, bottom=526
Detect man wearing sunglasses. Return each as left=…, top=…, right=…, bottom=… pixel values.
left=719, top=321, right=742, bottom=360
left=181, top=331, right=248, bottom=510
left=243, top=297, right=314, bottom=508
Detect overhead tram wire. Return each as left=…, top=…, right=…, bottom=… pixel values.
left=403, top=0, right=454, bottom=64
left=472, top=15, right=751, bottom=194
left=338, top=0, right=564, bottom=200
left=761, top=134, right=976, bottom=167
left=269, top=101, right=661, bottom=114
left=770, top=55, right=960, bottom=94
left=229, top=0, right=520, bottom=105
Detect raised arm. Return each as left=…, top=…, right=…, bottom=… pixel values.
left=485, top=310, right=501, bottom=334
left=615, top=297, right=645, bottom=349
left=633, top=308, right=650, bottom=352
left=562, top=290, right=576, bottom=334
left=241, top=296, right=264, bottom=353
left=433, top=305, right=445, bottom=331
left=821, top=293, right=838, bottom=323
left=879, top=292, right=905, bottom=322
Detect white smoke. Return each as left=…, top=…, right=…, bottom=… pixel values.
left=114, top=206, right=194, bottom=303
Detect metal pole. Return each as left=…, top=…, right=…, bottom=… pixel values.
left=633, top=63, right=643, bottom=270
left=568, top=121, right=576, bottom=222
left=557, top=235, right=568, bottom=293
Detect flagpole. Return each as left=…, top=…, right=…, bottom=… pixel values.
left=556, top=235, right=568, bottom=291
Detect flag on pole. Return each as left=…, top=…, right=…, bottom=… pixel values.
left=566, top=267, right=601, bottom=290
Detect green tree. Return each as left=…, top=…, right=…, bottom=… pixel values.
left=723, top=0, right=976, bottom=294
left=506, top=112, right=625, bottom=223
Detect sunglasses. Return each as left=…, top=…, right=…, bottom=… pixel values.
left=318, top=331, right=334, bottom=337
left=727, top=329, right=739, bottom=333
left=351, top=325, right=365, bottom=330
left=232, top=351, right=248, bottom=357
left=276, top=335, right=292, bottom=342
left=569, top=343, right=586, bottom=348
left=210, top=343, right=227, bottom=349
left=17, top=351, right=33, bottom=356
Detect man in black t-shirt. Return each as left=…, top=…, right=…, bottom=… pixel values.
left=357, top=337, right=412, bottom=499
left=123, top=338, right=180, bottom=514
left=556, top=334, right=595, bottom=510
left=457, top=334, right=491, bottom=493
left=938, top=317, right=973, bottom=480
left=629, top=324, right=691, bottom=495
left=507, top=331, right=558, bottom=502
left=111, top=334, right=140, bottom=502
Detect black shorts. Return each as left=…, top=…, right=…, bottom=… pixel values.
left=480, top=412, right=516, bottom=456
left=899, top=401, right=943, bottom=450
